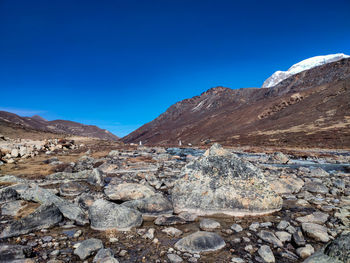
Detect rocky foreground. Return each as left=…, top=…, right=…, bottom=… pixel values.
left=0, top=143, right=350, bottom=263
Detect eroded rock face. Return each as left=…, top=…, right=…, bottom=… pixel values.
left=0, top=204, right=62, bottom=238
left=172, top=144, right=282, bottom=216
left=174, top=231, right=226, bottom=253
left=88, top=199, right=142, bottom=231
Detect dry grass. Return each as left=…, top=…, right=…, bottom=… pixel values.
left=15, top=202, right=41, bottom=219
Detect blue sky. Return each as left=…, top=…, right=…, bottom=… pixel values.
left=1, top=0, right=349, bottom=136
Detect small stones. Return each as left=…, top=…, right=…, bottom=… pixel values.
left=257, top=230, right=283, bottom=248
left=258, top=245, right=275, bottom=263
left=231, top=224, right=243, bottom=233
left=174, top=231, right=226, bottom=253
left=199, top=218, right=221, bottom=231
left=73, top=238, right=103, bottom=260
left=162, top=227, right=183, bottom=237
left=296, top=244, right=314, bottom=259
left=301, top=223, right=330, bottom=242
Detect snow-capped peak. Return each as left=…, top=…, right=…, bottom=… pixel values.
left=262, top=53, right=350, bottom=88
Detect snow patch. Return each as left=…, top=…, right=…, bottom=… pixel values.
left=262, top=53, right=350, bottom=88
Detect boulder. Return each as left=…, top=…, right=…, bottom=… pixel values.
left=122, top=194, right=173, bottom=217
left=172, top=144, right=282, bottom=216
left=104, top=182, right=156, bottom=201
left=74, top=238, right=103, bottom=260
left=89, top=199, right=142, bottom=231
left=174, top=231, right=226, bottom=253
left=14, top=184, right=88, bottom=225
left=0, top=204, right=62, bottom=238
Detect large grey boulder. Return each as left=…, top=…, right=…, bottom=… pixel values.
left=0, top=204, right=62, bottom=238
left=104, top=182, right=156, bottom=201
left=122, top=194, right=173, bottom=217
left=14, top=184, right=88, bottom=225
left=172, top=144, right=282, bottom=216
left=303, top=233, right=350, bottom=263
left=89, top=199, right=142, bottom=231
left=174, top=231, right=225, bottom=253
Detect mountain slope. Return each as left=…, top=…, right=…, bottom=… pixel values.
left=0, top=111, right=119, bottom=141
left=123, top=57, right=350, bottom=148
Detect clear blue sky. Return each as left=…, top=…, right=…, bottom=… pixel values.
left=1, top=0, right=349, bottom=137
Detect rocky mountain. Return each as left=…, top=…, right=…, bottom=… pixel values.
left=0, top=111, right=119, bottom=141
left=123, top=57, right=350, bottom=148
left=262, top=53, right=349, bottom=88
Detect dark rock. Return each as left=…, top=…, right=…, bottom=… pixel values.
left=0, top=187, right=19, bottom=202
left=0, top=204, right=62, bottom=238
left=292, top=228, right=306, bottom=247
left=0, top=244, right=32, bottom=261
left=15, top=184, right=88, bottom=225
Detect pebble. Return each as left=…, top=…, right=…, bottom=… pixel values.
left=258, top=245, right=275, bottom=263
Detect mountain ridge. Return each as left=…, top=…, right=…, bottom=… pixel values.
left=123, top=57, right=350, bottom=148
left=0, top=111, right=119, bottom=141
